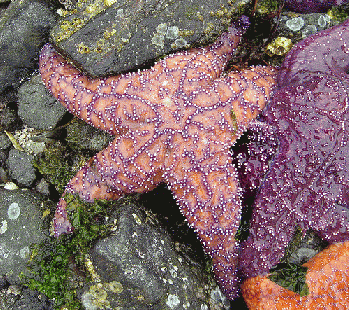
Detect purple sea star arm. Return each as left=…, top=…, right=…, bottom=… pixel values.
left=284, top=0, right=349, bottom=13
left=278, top=18, right=349, bottom=86
left=240, top=70, right=349, bottom=278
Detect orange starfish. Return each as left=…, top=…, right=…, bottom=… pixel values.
left=241, top=241, right=349, bottom=309
left=39, top=19, right=277, bottom=299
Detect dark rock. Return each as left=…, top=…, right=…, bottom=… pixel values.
left=0, top=276, right=8, bottom=290
left=0, top=188, right=47, bottom=284
left=51, top=0, right=233, bottom=77
left=278, top=13, right=334, bottom=39
left=0, top=286, right=54, bottom=310
left=0, top=0, right=56, bottom=93
left=0, top=167, right=9, bottom=183
left=11, top=287, right=54, bottom=310
left=0, top=107, right=20, bottom=132
left=0, top=133, right=11, bottom=150
left=35, top=178, right=51, bottom=196
left=17, top=74, right=66, bottom=130
left=81, top=200, right=229, bottom=309
left=7, top=148, right=36, bottom=187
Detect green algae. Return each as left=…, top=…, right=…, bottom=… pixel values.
left=21, top=194, right=119, bottom=309
left=268, top=263, right=309, bottom=296
left=33, top=142, right=84, bottom=194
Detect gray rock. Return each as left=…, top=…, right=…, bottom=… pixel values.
left=289, top=231, right=327, bottom=265
left=81, top=200, right=228, bottom=310
left=0, top=0, right=56, bottom=93
left=0, top=107, right=19, bottom=132
left=51, top=0, right=233, bottom=77
left=35, top=178, right=50, bottom=196
left=7, top=148, right=36, bottom=187
left=0, top=133, right=11, bottom=150
left=17, top=75, right=67, bottom=130
left=0, top=286, right=54, bottom=310
left=278, top=13, right=335, bottom=39
left=0, top=167, right=9, bottom=184
left=0, top=188, right=47, bottom=284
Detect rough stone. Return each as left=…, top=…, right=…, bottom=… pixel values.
left=50, top=0, right=234, bottom=77
left=66, top=118, right=113, bottom=152
left=0, top=0, right=56, bottom=93
left=17, top=75, right=66, bottom=130
left=7, top=148, right=36, bottom=187
left=0, top=188, right=47, bottom=284
left=81, top=200, right=230, bottom=310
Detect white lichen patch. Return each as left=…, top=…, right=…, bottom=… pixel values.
left=318, top=14, right=331, bottom=27
left=171, top=38, right=189, bottom=49
left=0, top=243, right=11, bottom=263
left=286, top=17, right=305, bottom=31
left=132, top=213, right=142, bottom=225
left=106, top=281, right=123, bottom=293
left=153, top=23, right=188, bottom=49
left=8, top=202, right=20, bottom=220
left=169, top=264, right=178, bottom=278
left=81, top=281, right=123, bottom=310
left=166, top=26, right=179, bottom=40
left=166, top=294, right=181, bottom=308
left=302, top=25, right=318, bottom=38
left=152, top=33, right=165, bottom=48
left=19, top=246, right=30, bottom=259
left=3, top=182, right=19, bottom=190
left=0, top=220, right=7, bottom=234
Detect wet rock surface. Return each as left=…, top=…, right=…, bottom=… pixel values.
left=0, top=0, right=55, bottom=93
left=0, top=189, right=47, bottom=283
left=81, top=201, right=226, bottom=309
left=50, top=0, right=233, bottom=76
left=17, top=75, right=66, bottom=130
left=7, top=149, right=36, bottom=187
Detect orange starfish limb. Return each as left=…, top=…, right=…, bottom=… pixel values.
left=241, top=241, right=349, bottom=309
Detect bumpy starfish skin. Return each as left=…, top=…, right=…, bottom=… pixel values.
left=284, top=0, right=349, bottom=13
left=240, top=19, right=349, bottom=279
left=232, top=121, right=278, bottom=198
left=39, top=21, right=277, bottom=299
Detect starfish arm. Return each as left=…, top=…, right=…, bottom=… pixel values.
left=39, top=21, right=247, bottom=135
left=54, top=130, right=166, bottom=236
left=239, top=156, right=302, bottom=278
left=174, top=23, right=245, bottom=84
left=239, top=155, right=349, bottom=279
left=39, top=44, right=161, bottom=136
left=113, top=22, right=252, bottom=111
left=222, top=66, right=277, bottom=138
left=166, top=150, right=242, bottom=299
left=240, top=71, right=349, bottom=278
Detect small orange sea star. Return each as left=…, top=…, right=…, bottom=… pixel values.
left=39, top=19, right=277, bottom=299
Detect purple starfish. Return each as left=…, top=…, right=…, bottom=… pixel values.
left=284, top=0, right=349, bottom=13
left=239, top=19, right=349, bottom=278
